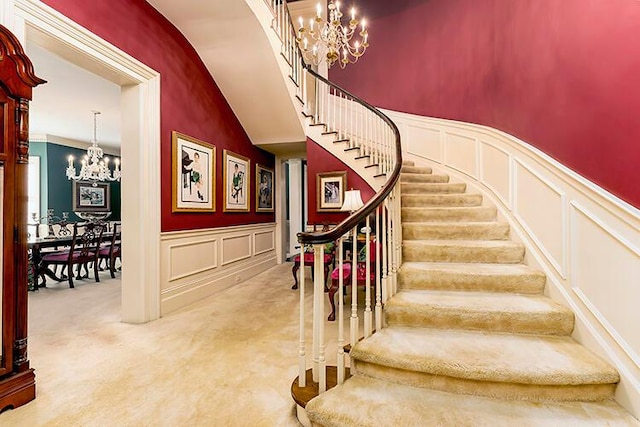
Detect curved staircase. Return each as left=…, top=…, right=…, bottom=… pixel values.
left=305, top=161, right=639, bottom=426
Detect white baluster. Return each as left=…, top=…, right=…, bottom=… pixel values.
left=337, top=237, right=345, bottom=384
left=381, top=201, right=388, bottom=304
left=314, top=244, right=326, bottom=393
left=298, top=242, right=306, bottom=387
left=364, top=215, right=373, bottom=337
left=375, top=206, right=382, bottom=331
left=389, top=190, right=397, bottom=298
left=350, top=226, right=359, bottom=347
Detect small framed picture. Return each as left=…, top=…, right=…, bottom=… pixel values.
left=73, top=181, right=111, bottom=212
left=172, top=131, right=216, bottom=212
left=256, top=164, right=274, bottom=213
left=317, top=171, right=346, bottom=212
left=223, top=150, right=250, bottom=212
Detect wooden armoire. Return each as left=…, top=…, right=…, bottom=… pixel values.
left=0, top=25, right=45, bottom=411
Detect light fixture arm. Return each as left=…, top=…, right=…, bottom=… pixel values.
left=296, top=0, right=369, bottom=69
left=66, top=110, right=121, bottom=186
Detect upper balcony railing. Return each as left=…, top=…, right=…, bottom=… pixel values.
left=263, top=0, right=403, bottom=401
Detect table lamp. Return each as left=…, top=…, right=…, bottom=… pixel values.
left=341, top=189, right=364, bottom=213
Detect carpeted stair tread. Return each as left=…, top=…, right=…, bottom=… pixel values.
left=403, top=221, right=510, bottom=240
left=350, top=327, right=619, bottom=388
left=385, top=290, right=574, bottom=335
left=401, top=165, right=432, bottom=174
left=402, top=206, right=497, bottom=222
left=400, top=172, right=449, bottom=183
left=398, top=262, right=546, bottom=294
left=401, top=193, right=483, bottom=207
left=403, top=240, right=525, bottom=263
left=401, top=182, right=466, bottom=194
left=305, top=376, right=640, bottom=427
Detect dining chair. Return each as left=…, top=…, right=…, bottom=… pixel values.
left=98, top=222, right=121, bottom=278
left=327, top=239, right=379, bottom=321
left=39, top=222, right=106, bottom=288
left=291, top=222, right=336, bottom=291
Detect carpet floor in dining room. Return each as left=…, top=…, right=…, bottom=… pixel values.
left=1, top=263, right=315, bottom=426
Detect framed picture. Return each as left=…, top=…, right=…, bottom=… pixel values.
left=316, top=171, right=347, bottom=212
left=172, top=131, right=216, bottom=212
left=256, top=164, right=274, bottom=212
left=223, top=150, right=250, bottom=212
left=73, top=181, right=111, bottom=212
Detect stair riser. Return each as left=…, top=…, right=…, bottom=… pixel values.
left=401, top=183, right=466, bottom=194
left=351, top=361, right=617, bottom=402
left=403, top=224, right=510, bottom=241
left=401, top=166, right=431, bottom=174
left=401, top=174, right=449, bottom=183
left=398, top=269, right=545, bottom=294
left=403, top=245, right=525, bottom=263
left=401, top=194, right=482, bottom=207
left=384, top=307, right=574, bottom=336
left=402, top=207, right=497, bottom=222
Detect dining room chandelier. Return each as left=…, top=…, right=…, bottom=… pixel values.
left=66, top=110, right=120, bottom=186
left=295, top=0, right=369, bottom=69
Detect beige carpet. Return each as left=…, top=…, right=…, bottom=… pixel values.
left=2, top=264, right=308, bottom=426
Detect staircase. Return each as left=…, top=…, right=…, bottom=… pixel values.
left=304, top=162, right=639, bottom=426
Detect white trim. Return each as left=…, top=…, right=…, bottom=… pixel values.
left=479, top=139, right=512, bottom=210
left=253, top=229, right=275, bottom=255
left=512, top=158, right=567, bottom=278
left=570, top=201, right=640, bottom=258
left=573, top=287, right=640, bottom=368
left=221, top=234, right=253, bottom=266
left=12, top=0, right=162, bottom=323
left=167, top=238, right=218, bottom=281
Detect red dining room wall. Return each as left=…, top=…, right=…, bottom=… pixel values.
left=41, top=0, right=276, bottom=231
left=330, top=0, right=640, bottom=209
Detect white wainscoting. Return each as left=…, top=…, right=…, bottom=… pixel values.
left=384, top=109, right=640, bottom=417
left=160, top=223, right=277, bottom=315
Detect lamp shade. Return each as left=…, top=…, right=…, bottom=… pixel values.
left=341, top=189, right=364, bottom=212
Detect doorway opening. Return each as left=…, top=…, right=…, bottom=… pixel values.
left=14, top=0, right=161, bottom=323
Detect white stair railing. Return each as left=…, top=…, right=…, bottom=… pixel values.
left=263, top=0, right=403, bottom=397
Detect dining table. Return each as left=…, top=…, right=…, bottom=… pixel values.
left=28, top=235, right=74, bottom=289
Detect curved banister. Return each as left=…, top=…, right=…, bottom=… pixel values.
left=263, top=0, right=404, bottom=402
left=276, top=2, right=402, bottom=245
left=297, top=73, right=402, bottom=244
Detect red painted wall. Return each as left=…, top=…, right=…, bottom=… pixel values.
left=331, top=0, right=640, bottom=208
left=41, top=0, right=275, bottom=231
left=306, top=138, right=374, bottom=224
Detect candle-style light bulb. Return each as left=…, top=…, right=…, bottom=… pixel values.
left=298, top=16, right=303, bottom=29
left=361, top=18, right=366, bottom=30
left=351, top=7, right=355, bottom=20
left=316, top=3, right=321, bottom=18
left=68, top=155, right=73, bottom=168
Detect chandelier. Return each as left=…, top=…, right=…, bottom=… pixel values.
left=66, top=111, right=121, bottom=186
left=295, top=1, right=369, bottom=69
